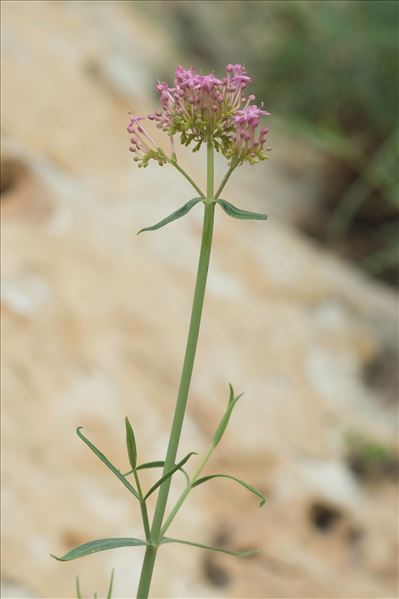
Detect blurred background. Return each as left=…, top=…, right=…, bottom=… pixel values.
left=1, top=1, right=398, bottom=598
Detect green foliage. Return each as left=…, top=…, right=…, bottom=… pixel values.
left=106, top=569, right=115, bottom=599
left=160, top=537, right=258, bottom=557
left=75, top=570, right=115, bottom=599
left=76, top=427, right=139, bottom=499
left=344, top=430, right=398, bottom=481
left=52, top=538, right=147, bottom=561
left=125, top=417, right=137, bottom=471
left=76, top=576, right=82, bottom=599
left=135, top=460, right=190, bottom=485
left=192, top=473, right=266, bottom=507
left=57, top=412, right=261, bottom=566
left=143, top=452, right=197, bottom=500
left=137, top=198, right=202, bottom=234
left=56, top=132, right=267, bottom=594
left=212, top=384, right=243, bottom=448
left=217, top=199, right=268, bottom=221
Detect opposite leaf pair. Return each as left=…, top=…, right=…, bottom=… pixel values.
left=138, top=198, right=268, bottom=235
left=52, top=385, right=265, bottom=563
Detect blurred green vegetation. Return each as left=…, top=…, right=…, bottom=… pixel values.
left=137, top=0, right=399, bottom=286
left=344, top=430, right=398, bottom=481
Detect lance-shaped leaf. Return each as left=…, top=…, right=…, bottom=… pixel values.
left=123, top=460, right=165, bottom=476
left=192, top=474, right=266, bottom=507
left=51, top=537, right=147, bottom=562
left=138, top=460, right=190, bottom=485
left=137, top=198, right=202, bottom=234
left=76, top=427, right=139, bottom=499
left=211, top=384, right=243, bottom=449
left=124, top=460, right=190, bottom=486
left=160, top=537, right=258, bottom=558
left=136, top=460, right=165, bottom=471
left=217, top=199, right=268, bottom=221
left=125, top=417, right=137, bottom=472
left=107, top=569, right=115, bottom=599
left=144, top=452, right=197, bottom=500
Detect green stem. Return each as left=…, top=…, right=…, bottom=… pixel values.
left=207, top=140, right=214, bottom=200
left=136, top=142, right=215, bottom=599
left=170, top=159, right=206, bottom=199
left=133, top=470, right=151, bottom=543
left=160, top=445, right=214, bottom=537
left=136, top=545, right=157, bottom=599
left=215, top=163, right=236, bottom=199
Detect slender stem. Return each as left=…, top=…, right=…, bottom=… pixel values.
left=170, top=159, right=206, bottom=199
left=215, top=163, right=236, bottom=199
left=136, top=545, right=157, bottom=599
left=160, top=445, right=214, bottom=537
left=133, top=470, right=151, bottom=543
left=136, top=143, right=215, bottom=599
left=207, top=141, right=214, bottom=200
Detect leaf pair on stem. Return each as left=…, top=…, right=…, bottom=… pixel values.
left=52, top=385, right=265, bottom=565
left=137, top=198, right=267, bottom=235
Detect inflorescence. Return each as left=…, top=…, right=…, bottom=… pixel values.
left=128, top=64, right=270, bottom=168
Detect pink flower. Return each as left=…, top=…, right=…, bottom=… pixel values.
left=235, top=105, right=270, bottom=127
left=127, top=112, right=167, bottom=167
left=128, top=64, right=270, bottom=167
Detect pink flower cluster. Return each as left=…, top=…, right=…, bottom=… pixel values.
left=127, top=115, right=167, bottom=168
left=128, top=64, right=270, bottom=167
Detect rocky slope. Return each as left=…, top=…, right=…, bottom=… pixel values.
left=1, top=2, right=398, bottom=598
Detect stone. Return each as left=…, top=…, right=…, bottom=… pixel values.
left=1, top=2, right=398, bottom=598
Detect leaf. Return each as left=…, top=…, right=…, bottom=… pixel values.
left=136, top=460, right=165, bottom=471
left=192, top=474, right=266, bottom=507
left=211, top=384, right=243, bottom=448
left=161, top=537, right=258, bottom=558
left=123, top=461, right=165, bottom=475
left=51, top=538, right=147, bottom=562
left=228, top=382, right=241, bottom=406
left=107, top=569, right=115, bottom=599
left=125, top=417, right=137, bottom=471
left=75, top=576, right=82, bottom=599
left=217, top=199, right=268, bottom=221
left=137, top=198, right=202, bottom=234
left=127, top=460, right=189, bottom=486
left=144, top=452, right=197, bottom=500
left=76, top=427, right=139, bottom=499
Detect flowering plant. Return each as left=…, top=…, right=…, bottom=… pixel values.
left=53, top=65, right=270, bottom=599
left=129, top=64, right=269, bottom=169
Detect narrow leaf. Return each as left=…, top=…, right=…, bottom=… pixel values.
left=161, top=537, right=258, bottom=558
left=76, top=427, right=139, bottom=499
left=228, top=382, right=235, bottom=405
left=228, top=383, right=243, bottom=406
left=125, top=417, right=137, bottom=471
left=75, top=576, right=82, bottom=599
left=51, top=537, right=147, bottom=562
left=217, top=199, right=268, bottom=221
left=144, top=452, right=197, bottom=500
left=192, top=474, right=266, bottom=507
left=212, top=384, right=243, bottom=448
left=134, top=460, right=189, bottom=485
left=136, top=460, right=165, bottom=471
left=107, top=569, right=115, bottom=599
left=137, top=198, right=202, bottom=234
